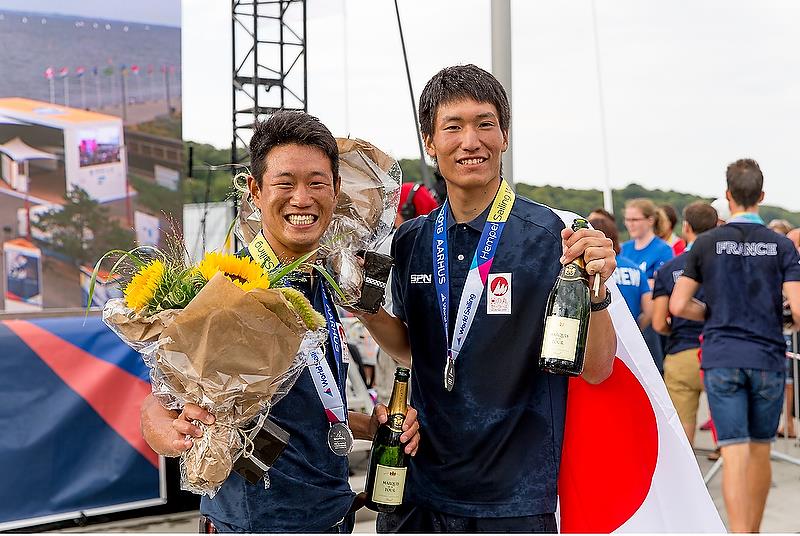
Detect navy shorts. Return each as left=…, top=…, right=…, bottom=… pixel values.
left=704, top=367, right=785, bottom=447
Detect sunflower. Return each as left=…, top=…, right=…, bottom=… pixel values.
left=124, top=259, right=166, bottom=311
left=197, top=252, right=271, bottom=292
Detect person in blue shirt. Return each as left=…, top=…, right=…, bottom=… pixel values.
left=139, top=112, right=420, bottom=532
left=671, top=159, right=800, bottom=533
left=590, top=215, right=651, bottom=328
left=355, top=64, right=618, bottom=533
left=651, top=201, right=718, bottom=445
left=621, top=198, right=674, bottom=373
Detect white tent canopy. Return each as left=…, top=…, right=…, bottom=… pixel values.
left=0, top=114, right=26, bottom=125
left=0, top=137, right=58, bottom=162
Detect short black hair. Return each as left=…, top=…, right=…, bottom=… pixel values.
left=418, top=64, right=511, bottom=141
left=726, top=158, right=763, bottom=208
left=683, top=201, right=718, bottom=235
left=249, top=111, right=339, bottom=187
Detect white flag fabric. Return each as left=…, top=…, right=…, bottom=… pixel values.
left=551, top=209, right=725, bottom=533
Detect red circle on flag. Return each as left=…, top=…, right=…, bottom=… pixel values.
left=558, top=357, right=659, bottom=533
left=490, top=276, right=509, bottom=296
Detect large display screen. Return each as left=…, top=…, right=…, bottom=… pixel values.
left=78, top=127, right=121, bottom=167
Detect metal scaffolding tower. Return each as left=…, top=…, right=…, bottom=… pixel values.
left=231, top=0, right=307, bottom=165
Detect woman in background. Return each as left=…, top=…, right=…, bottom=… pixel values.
left=622, top=198, right=674, bottom=373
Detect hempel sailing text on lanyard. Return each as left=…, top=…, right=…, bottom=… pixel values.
left=432, top=179, right=515, bottom=392
left=248, top=232, right=354, bottom=456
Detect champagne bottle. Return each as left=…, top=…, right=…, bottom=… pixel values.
left=364, top=367, right=411, bottom=512
left=539, top=218, right=591, bottom=376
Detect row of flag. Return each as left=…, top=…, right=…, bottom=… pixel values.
left=44, top=65, right=178, bottom=79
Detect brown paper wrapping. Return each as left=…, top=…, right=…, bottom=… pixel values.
left=104, top=307, right=177, bottom=344
left=109, top=273, right=314, bottom=495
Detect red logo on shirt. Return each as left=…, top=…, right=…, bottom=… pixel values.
left=490, top=276, right=509, bottom=296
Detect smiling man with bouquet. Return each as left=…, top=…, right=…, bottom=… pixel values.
left=138, top=111, right=420, bottom=532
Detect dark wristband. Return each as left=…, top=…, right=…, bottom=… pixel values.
left=590, top=291, right=612, bottom=312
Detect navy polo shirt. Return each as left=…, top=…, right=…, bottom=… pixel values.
left=682, top=222, right=800, bottom=371
left=652, top=253, right=704, bottom=355
left=201, top=274, right=354, bottom=532
left=391, top=196, right=568, bottom=518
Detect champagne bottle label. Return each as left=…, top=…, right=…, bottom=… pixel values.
left=371, top=464, right=407, bottom=505
left=542, top=316, right=580, bottom=362
left=560, top=263, right=588, bottom=283
left=388, top=413, right=404, bottom=433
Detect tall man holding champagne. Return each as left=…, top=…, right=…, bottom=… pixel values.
left=357, top=65, right=619, bottom=532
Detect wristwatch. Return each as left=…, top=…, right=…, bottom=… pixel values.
left=590, top=291, right=612, bottom=312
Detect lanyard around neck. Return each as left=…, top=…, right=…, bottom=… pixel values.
left=247, top=232, right=347, bottom=423
left=432, top=179, right=515, bottom=388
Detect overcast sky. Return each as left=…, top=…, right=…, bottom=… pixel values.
left=182, top=0, right=800, bottom=211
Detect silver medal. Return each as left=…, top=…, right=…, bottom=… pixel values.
left=444, top=356, right=455, bottom=391
left=327, top=422, right=354, bottom=456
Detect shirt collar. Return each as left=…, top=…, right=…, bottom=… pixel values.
left=728, top=212, right=765, bottom=225
left=444, top=201, right=494, bottom=232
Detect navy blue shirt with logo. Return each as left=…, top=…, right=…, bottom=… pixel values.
left=682, top=222, right=800, bottom=371
left=652, top=253, right=704, bottom=355
left=391, top=197, right=568, bottom=518
left=201, top=274, right=354, bottom=532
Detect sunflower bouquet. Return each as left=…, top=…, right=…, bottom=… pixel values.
left=92, top=246, right=329, bottom=497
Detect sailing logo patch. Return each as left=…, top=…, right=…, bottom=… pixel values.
left=487, top=273, right=511, bottom=315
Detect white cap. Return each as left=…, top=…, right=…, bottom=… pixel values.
left=711, top=197, right=730, bottom=222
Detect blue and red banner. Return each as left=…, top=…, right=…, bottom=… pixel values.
left=0, top=315, right=163, bottom=529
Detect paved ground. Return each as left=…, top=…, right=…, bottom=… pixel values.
left=56, top=397, right=800, bottom=533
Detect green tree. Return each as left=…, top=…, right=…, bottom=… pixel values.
left=32, top=187, right=135, bottom=266
left=398, top=158, right=436, bottom=184
left=183, top=141, right=242, bottom=204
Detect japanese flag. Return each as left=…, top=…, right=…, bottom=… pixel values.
left=552, top=209, right=725, bottom=533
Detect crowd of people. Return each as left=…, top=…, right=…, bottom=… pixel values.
left=134, top=63, right=799, bottom=533
left=596, top=162, right=800, bottom=533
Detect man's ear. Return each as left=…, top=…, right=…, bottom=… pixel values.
left=758, top=191, right=765, bottom=204
left=247, top=174, right=260, bottom=201
left=502, top=130, right=509, bottom=151
left=423, top=134, right=436, bottom=158
left=334, top=175, right=341, bottom=196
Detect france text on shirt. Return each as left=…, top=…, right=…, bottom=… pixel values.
left=715, top=240, right=777, bottom=256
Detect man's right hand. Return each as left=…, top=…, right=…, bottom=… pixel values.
left=140, top=393, right=215, bottom=457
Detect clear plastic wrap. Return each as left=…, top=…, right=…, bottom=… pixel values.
left=102, top=273, right=326, bottom=497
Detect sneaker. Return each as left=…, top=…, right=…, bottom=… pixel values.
left=707, top=447, right=721, bottom=461
left=700, top=419, right=713, bottom=431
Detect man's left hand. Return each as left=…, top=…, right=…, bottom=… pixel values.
left=560, top=227, right=616, bottom=302
left=369, top=404, right=420, bottom=456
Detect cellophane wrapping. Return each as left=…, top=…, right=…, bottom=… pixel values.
left=103, top=273, right=326, bottom=497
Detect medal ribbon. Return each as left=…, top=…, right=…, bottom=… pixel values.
left=432, top=179, right=515, bottom=372
left=247, top=233, right=347, bottom=424
left=314, top=287, right=348, bottom=424
left=248, top=231, right=282, bottom=271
